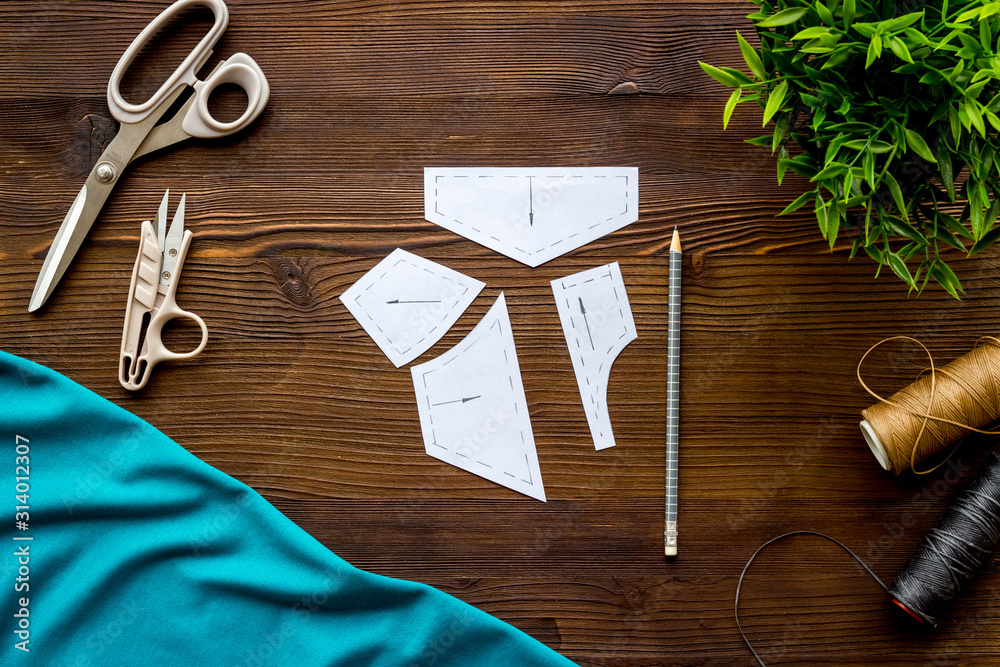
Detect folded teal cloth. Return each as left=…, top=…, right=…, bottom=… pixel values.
left=0, top=351, right=577, bottom=667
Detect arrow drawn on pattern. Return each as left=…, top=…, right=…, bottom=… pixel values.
left=387, top=299, right=442, bottom=304
left=528, top=176, right=534, bottom=226
left=579, top=297, right=595, bottom=350
left=432, top=395, right=481, bottom=406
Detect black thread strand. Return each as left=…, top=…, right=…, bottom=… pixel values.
left=735, top=531, right=888, bottom=667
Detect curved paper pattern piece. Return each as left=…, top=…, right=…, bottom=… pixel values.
left=411, top=293, right=545, bottom=501
left=424, top=167, right=639, bottom=267
left=0, top=350, right=577, bottom=666
left=551, top=262, right=637, bottom=450
left=340, top=248, right=485, bottom=367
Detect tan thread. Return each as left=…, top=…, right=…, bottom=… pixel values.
left=858, top=336, right=1000, bottom=475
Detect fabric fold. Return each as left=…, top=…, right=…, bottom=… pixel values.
left=0, top=351, right=576, bottom=667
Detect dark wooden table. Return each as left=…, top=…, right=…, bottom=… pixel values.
left=4, top=2, right=1000, bottom=665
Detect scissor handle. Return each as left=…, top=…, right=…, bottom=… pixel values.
left=145, top=229, right=208, bottom=361
left=145, top=303, right=209, bottom=365
left=181, top=53, right=270, bottom=138
left=120, top=229, right=208, bottom=391
left=107, top=0, right=229, bottom=124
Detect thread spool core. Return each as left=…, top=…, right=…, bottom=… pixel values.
left=859, top=420, right=891, bottom=471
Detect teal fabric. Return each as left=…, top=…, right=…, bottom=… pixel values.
left=0, top=351, right=577, bottom=667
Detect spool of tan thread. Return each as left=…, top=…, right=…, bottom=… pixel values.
left=859, top=337, right=1000, bottom=475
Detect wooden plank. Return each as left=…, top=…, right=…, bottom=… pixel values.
left=6, top=0, right=1000, bottom=664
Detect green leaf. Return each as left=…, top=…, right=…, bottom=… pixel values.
left=942, top=212, right=973, bottom=239
left=816, top=1, right=835, bottom=26
left=771, top=114, right=789, bottom=154
left=886, top=252, right=916, bottom=289
left=762, top=80, right=789, bottom=126
left=864, top=241, right=883, bottom=264
left=827, top=199, right=841, bottom=249
left=935, top=223, right=967, bottom=252
left=939, top=144, right=955, bottom=202
left=800, top=92, right=823, bottom=106
left=866, top=37, right=880, bottom=68
left=842, top=139, right=894, bottom=154
left=699, top=62, right=740, bottom=88
left=957, top=6, right=983, bottom=22
left=854, top=22, right=877, bottom=38
left=822, top=45, right=855, bottom=68
left=969, top=223, right=1000, bottom=255
left=882, top=11, right=924, bottom=32
left=815, top=192, right=830, bottom=239
left=987, top=111, right=1000, bottom=132
left=884, top=215, right=928, bottom=245
left=745, top=135, right=772, bottom=146
left=811, top=163, right=849, bottom=181
left=737, top=32, right=767, bottom=81
left=718, top=67, right=754, bottom=85
left=780, top=189, right=817, bottom=215
left=987, top=92, right=1000, bottom=113
left=949, top=106, right=962, bottom=145
left=969, top=181, right=984, bottom=236
left=889, top=36, right=914, bottom=63
left=883, top=172, right=908, bottom=221
left=757, top=7, right=809, bottom=27
left=930, top=263, right=963, bottom=299
left=779, top=157, right=819, bottom=178
left=723, top=89, right=741, bottom=129
left=969, top=101, right=987, bottom=136
left=828, top=121, right=878, bottom=132
left=842, top=0, right=856, bottom=28
left=863, top=148, right=875, bottom=186
left=904, top=128, right=936, bottom=162
left=792, top=26, right=833, bottom=40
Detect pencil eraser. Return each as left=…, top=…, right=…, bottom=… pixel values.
left=665, top=546, right=677, bottom=557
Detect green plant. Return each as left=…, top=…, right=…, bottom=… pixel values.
left=701, top=0, right=1000, bottom=297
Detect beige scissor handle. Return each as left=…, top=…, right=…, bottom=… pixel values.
left=107, top=0, right=229, bottom=125
left=120, top=227, right=207, bottom=391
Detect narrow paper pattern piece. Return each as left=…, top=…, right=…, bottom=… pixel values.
left=411, top=293, right=545, bottom=501
left=340, top=248, right=485, bottom=367
left=551, top=262, right=637, bottom=450
left=424, top=167, right=639, bottom=267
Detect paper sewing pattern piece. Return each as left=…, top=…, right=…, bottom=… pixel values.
left=340, top=249, right=485, bottom=367
left=411, top=293, right=545, bottom=501
left=424, top=167, right=639, bottom=267
left=551, top=262, right=637, bottom=450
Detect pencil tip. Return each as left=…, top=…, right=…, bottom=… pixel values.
left=670, top=228, right=681, bottom=253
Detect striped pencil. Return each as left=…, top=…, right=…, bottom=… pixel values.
left=665, top=228, right=681, bottom=557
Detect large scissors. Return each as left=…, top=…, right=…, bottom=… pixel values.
left=29, top=0, right=269, bottom=313
left=120, top=191, right=207, bottom=391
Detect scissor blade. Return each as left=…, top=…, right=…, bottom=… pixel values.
left=28, top=94, right=182, bottom=313
left=156, top=189, right=170, bottom=251
left=160, top=193, right=185, bottom=286
left=28, top=168, right=121, bottom=313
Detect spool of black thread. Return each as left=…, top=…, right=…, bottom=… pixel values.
left=889, top=452, right=1000, bottom=627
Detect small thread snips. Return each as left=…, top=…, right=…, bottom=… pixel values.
left=120, top=191, right=208, bottom=390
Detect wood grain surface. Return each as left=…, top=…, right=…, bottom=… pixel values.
left=4, top=1, right=1000, bottom=665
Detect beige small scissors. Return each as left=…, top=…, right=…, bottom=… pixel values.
left=120, top=191, right=207, bottom=391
